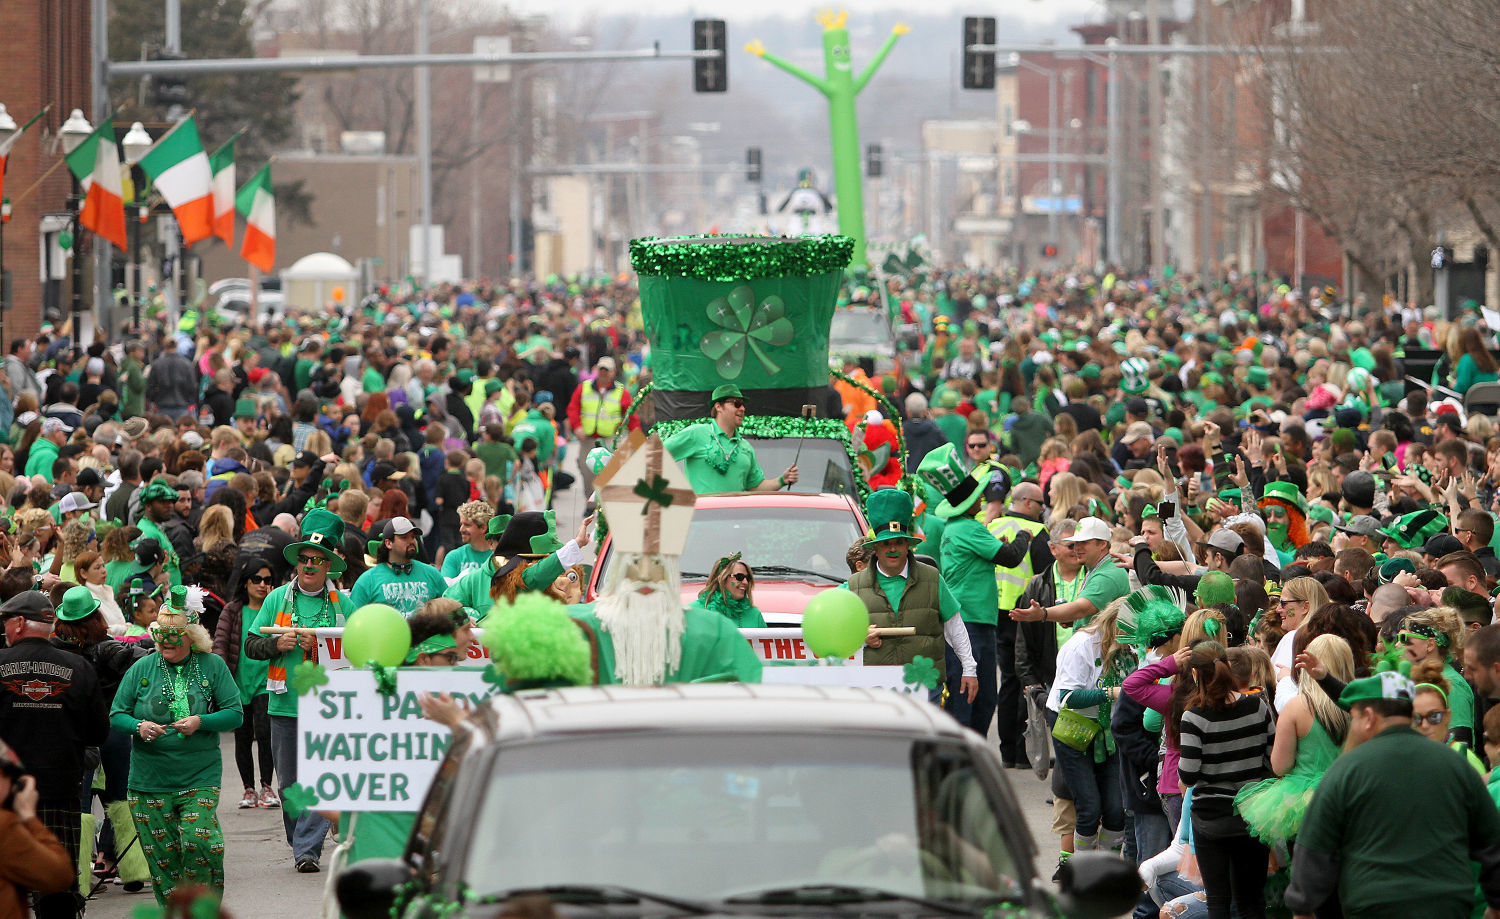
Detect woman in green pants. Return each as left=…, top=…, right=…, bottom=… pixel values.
left=110, top=587, right=242, bottom=904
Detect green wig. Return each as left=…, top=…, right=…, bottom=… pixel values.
left=1116, top=586, right=1187, bottom=651
left=1195, top=570, right=1236, bottom=608
left=480, top=594, right=592, bottom=689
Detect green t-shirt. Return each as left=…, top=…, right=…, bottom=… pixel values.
left=939, top=516, right=1006, bottom=626
left=341, top=811, right=416, bottom=865
left=664, top=423, right=766, bottom=495
left=110, top=651, right=244, bottom=792
left=362, top=366, right=386, bottom=394
left=1079, top=556, right=1130, bottom=619
left=135, top=517, right=183, bottom=588
left=106, top=560, right=135, bottom=593
left=234, top=602, right=268, bottom=704
left=475, top=440, right=517, bottom=482
left=1445, top=661, right=1476, bottom=737
left=349, top=561, right=450, bottom=618
left=294, top=357, right=318, bottom=393
left=441, top=544, right=491, bottom=582
left=246, top=583, right=350, bottom=718
left=934, top=413, right=969, bottom=449
left=1297, top=726, right=1500, bottom=917
left=568, top=602, right=763, bottom=685
left=874, top=565, right=960, bottom=622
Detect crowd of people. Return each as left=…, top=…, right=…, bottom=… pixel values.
left=0, top=264, right=1496, bottom=917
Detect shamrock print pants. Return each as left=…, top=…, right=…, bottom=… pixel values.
left=127, top=786, right=225, bottom=905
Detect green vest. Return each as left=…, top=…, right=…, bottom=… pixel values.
left=987, top=514, right=1047, bottom=609
left=848, top=561, right=945, bottom=681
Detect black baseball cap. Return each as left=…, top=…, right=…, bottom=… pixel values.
left=0, top=592, right=54, bottom=623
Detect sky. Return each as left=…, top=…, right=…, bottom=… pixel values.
left=502, top=0, right=1104, bottom=31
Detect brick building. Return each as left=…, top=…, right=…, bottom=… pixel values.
left=0, top=0, right=94, bottom=342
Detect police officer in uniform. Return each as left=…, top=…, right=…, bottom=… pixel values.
left=568, top=357, right=631, bottom=501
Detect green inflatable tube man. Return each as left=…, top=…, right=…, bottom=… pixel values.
left=747, top=11, right=907, bottom=267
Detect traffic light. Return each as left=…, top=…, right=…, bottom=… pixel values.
left=746, top=147, right=762, bottom=182
left=693, top=19, right=727, bottom=93
left=150, top=49, right=189, bottom=108
left=962, top=17, right=996, bottom=90
left=1041, top=243, right=1059, bottom=259
left=866, top=144, right=883, bottom=178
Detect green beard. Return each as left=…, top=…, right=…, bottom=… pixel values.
left=1268, top=521, right=1290, bottom=549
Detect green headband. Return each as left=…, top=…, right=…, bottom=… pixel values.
left=1414, top=682, right=1449, bottom=705
left=1403, top=623, right=1449, bottom=648
left=406, top=634, right=458, bottom=664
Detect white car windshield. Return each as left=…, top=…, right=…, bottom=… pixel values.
left=463, top=734, right=1023, bottom=906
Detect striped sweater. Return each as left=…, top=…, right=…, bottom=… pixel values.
left=1177, top=693, right=1274, bottom=822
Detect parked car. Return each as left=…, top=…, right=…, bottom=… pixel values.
left=584, top=491, right=867, bottom=624
left=337, top=685, right=1139, bottom=919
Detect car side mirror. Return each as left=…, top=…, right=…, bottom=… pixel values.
left=1056, top=851, right=1139, bottom=919
left=336, top=857, right=412, bottom=919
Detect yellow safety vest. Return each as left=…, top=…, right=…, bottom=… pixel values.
left=578, top=381, right=625, bottom=437
left=988, top=513, right=1047, bottom=610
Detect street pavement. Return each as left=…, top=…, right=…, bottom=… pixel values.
left=88, top=447, right=1060, bottom=918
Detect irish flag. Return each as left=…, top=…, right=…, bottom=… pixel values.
left=235, top=162, right=275, bottom=272
left=63, top=119, right=127, bottom=251
left=139, top=115, right=214, bottom=245
left=209, top=135, right=236, bottom=246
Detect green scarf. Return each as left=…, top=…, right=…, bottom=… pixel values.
left=704, top=589, right=758, bottom=628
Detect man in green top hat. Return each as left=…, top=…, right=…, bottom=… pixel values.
left=663, top=384, right=799, bottom=495
left=1286, top=666, right=1500, bottom=919
left=916, top=443, right=1031, bottom=736
left=135, top=480, right=184, bottom=588
left=848, top=488, right=976, bottom=704
left=1380, top=508, right=1450, bottom=555
left=242, top=507, right=351, bottom=873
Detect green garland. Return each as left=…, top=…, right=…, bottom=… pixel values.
left=649, top=414, right=870, bottom=501
left=629, top=235, right=856, bottom=282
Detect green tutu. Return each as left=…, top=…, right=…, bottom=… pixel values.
left=1234, top=719, right=1341, bottom=848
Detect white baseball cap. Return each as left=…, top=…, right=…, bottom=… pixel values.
left=1064, top=517, right=1112, bottom=543
left=58, top=492, right=97, bottom=515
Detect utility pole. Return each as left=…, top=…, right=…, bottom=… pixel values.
left=1197, top=4, right=1214, bottom=283
left=1147, top=0, right=1165, bottom=279
left=1106, top=42, right=1122, bottom=270
left=417, top=0, right=432, bottom=286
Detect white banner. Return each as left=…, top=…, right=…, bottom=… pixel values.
left=297, top=668, right=494, bottom=812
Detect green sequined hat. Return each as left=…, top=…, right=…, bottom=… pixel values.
left=916, top=444, right=991, bottom=519
left=1378, top=509, right=1448, bottom=550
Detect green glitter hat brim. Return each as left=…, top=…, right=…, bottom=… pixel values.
left=629, top=235, right=856, bottom=282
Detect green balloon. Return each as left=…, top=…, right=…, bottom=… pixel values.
left=343, top=603, right=411, bottom=668
left=801, top=588, right=870, bottom=659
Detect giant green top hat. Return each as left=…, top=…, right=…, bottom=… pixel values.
left=630, top=235, right=854, bottom=421
left=284, top=508, right=347, bottom=575
left=865, top=487, right=917, bottom=544
left=917, top=443, right=992, bottom=519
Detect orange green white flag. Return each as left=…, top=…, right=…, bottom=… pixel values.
left=63, top=119, right=127, bottom=251
left=138, top=115, right=214, bottom=245
left=235, top=161, right=274, bottom=273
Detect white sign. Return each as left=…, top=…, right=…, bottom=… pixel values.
left=297, top=668, right=494, bottom=812
left=761, top=664, right=923, bottom=694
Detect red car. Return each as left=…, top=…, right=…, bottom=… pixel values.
left=584, top=491, right=868, bottom=625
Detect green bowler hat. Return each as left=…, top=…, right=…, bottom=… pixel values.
left=710, top=384, right=744, bottom=404
left=234, top=397, right=258, bottom=420
left=56, top=585, right=101, bottom=622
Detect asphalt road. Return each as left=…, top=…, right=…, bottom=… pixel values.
left=88, top=446, right=1061, bottom=918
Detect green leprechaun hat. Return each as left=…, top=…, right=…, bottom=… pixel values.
left=1378, top=509, right=1448, bottom=550
left=630, top=235, right=854, bottom=422
left=917, top=443, right=992, bottom=519
left=284, top=508, right=347, bottom=575
left=865, top=487, right=917, bottom=543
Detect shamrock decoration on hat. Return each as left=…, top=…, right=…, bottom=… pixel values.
left=1378, top=509, right=1449, bottom=550
left=916, top=444, right=992, bottom=519
left=1119, top=356, right=1151, bottom=394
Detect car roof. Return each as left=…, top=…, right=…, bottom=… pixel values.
left=483, top=684, right=968, bottom=744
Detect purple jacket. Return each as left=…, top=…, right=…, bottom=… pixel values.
left=1123, top=653, right=1181, bottom=796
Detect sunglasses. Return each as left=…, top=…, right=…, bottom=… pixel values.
left=297, top=554, right=329, bottom=566
left=729, top=572, right=750, bottom=582
left=1414, top=710, right=1448, bottom=726
left=721, top=399, right=746, bottom=409
left=1398, top=632, right=1432, bottom=644
left=247, top=574, right=275, bottom=585
left=429, top=650, right=464, bottom=665
left=967, top=442, right=989, bottom=449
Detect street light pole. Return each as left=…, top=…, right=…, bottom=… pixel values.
left=59, top=108, right=93, bottom=352
left=121, top=122, right=152, bottom=336
left=417, top=0, right=432, bottom=287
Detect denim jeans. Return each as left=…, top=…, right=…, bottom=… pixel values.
left=944, top=621, right=997, bottom=736
left=1046, top=709, right=1124, bottom=837
left=1131, top=810, right=1174, bottom=918
left=269, top=714, right=329, bottom=863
